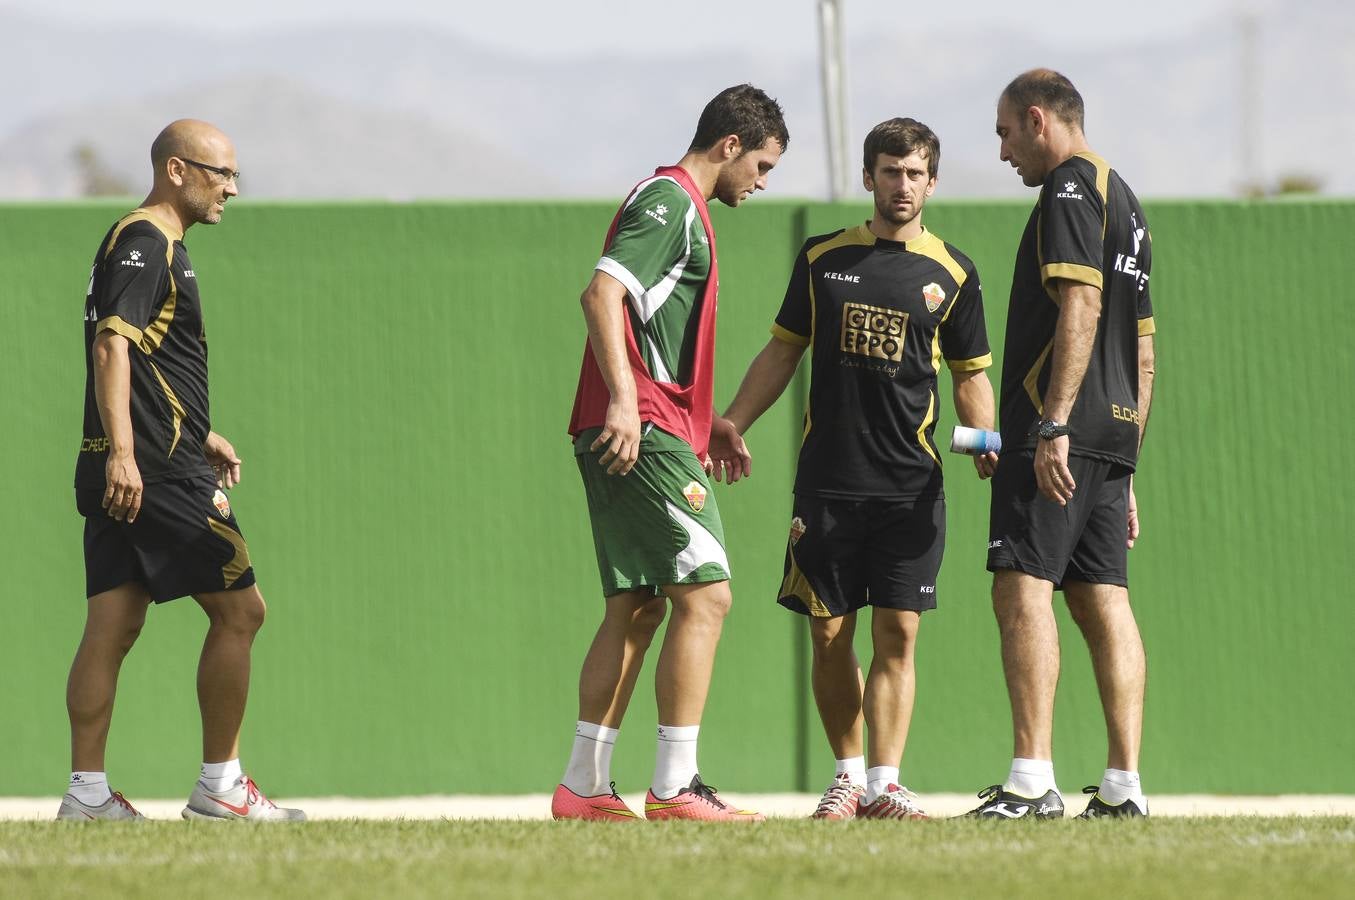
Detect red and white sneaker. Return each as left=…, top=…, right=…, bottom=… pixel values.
left=56, top=791, right=145, bottom=821
left=811, top=773, right=866, bottom=820
left=182, top=775, right=306, bottom=822
left=644, top=775, right=765, bottom=822
left=551, top=782, right=642, bottom=822
left=857, top=784, right=928, bottom=820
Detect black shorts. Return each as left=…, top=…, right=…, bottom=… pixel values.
left=78, top=474, right=256, bottom=604
left=778, top=495, right=945, bottom=617
left=986, top=451, right=1130, bottom=589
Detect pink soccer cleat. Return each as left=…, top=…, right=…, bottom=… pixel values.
left=857, top=783, right=929, bottom=820
left=644, top=775, right=765, bottom=822
left=551, top=782, right=642, bottom=822
left=811, top=773, right=866, bottom=820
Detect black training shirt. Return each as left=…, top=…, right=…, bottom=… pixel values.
left=998, top=153, right=1155, bottom=467
left=774, top=224, right=992, bottom=500
left=75, top=211, right=215, bottom=490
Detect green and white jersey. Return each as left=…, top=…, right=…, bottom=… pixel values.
left=595, top=176, right=713, bottom=385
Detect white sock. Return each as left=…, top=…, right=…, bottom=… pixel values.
left=1005, top=758, right=1058, bottom=797
left=200, top=759, right=243, bottom=793
left=68, top=771, right=111, bottom=805
left=835, top=756, right=867, bottom=787
left=651, top=724, right=700, bottom=799
left=865, top=766, right=900, bottom=805
left=561, top=721, right=619, bottom=796
left=1098, top=768, right=1144, bottom=807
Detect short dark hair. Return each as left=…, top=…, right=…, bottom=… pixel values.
left=863, top=118, right=940, bottom=179
left=1001, top=68, right=1085, bottom=132
left=688, top=84, right=789, bottom=155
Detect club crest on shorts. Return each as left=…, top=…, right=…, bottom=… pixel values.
left=789, top=516, right=806, bottom=545
left=682, top=481, right=707, bottom=513
left=922, top=282, right=946, bottom=313
left=212, top=489, right=231, bottom=519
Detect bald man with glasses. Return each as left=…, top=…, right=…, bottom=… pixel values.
left=61, top=119, right=304, bottom=822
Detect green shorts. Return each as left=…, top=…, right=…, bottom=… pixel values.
left=574, top=425, right=730, bottom=597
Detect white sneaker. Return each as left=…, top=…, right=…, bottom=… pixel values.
left=57, top=791, right=145, bottom=821
left=182, top=775, right=306, bottom=822
left=858, top=783, right=929, bottom=820
left=810, top=773, right=866, bottom=820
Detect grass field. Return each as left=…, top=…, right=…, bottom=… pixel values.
left=3, top=817, right=1353, bottom=899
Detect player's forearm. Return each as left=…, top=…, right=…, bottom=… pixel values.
left=952, top=369, right=995, bottom=431
left=91, top=331, right=136, bottom=457
left=723, top=338, right=804, bottom=433
left=1042, top=280, right=1101, bottom=422
left=580, top=282, right=637, bottom=408
left=1136, top=333, right=1155, bottom=453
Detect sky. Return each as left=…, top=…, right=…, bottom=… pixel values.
left=19, top=0, right=1240, bottom=58
left=6, top=0, right=1312, bottom=200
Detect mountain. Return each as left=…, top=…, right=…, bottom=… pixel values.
left=0, top=76, right=554, bottom=199
left=0, top=3, right=1348, bottom=199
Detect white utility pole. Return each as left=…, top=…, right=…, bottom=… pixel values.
left=817, top=0, right=852, bottom=200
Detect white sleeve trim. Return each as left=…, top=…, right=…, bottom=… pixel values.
left=596, top=256, right=646, bottom=305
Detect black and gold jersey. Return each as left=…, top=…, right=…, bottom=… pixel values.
left=75, top=210, right=215, bottom=489
left=999, top=152, right=1155, bottom=467
left=774, top=224, right=992, bottom=500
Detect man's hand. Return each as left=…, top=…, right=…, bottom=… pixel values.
left=706, top=416, right=752, bottom=484
left=1034, top=435, right=1075, bottom=505
left=973, top=451, right=998, bottom=480
left=204, top=430, right=242, bottom=488
left=591, top=400, right=641, bottom=475
left=103, top=451, right=143, bottom=522
left=1127, top=479, right=1140, bottom=549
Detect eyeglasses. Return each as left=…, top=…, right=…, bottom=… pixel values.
left=181, top=158, right=241, bottom=183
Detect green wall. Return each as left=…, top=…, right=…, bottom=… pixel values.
left=2, top=199, right=1350, bottom=798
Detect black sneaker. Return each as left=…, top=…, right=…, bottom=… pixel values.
left=1076, top=786, right=1148, bottom=819
left=963, top=784, right=1064, bottom=819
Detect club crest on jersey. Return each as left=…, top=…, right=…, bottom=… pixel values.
left=922, top=282, right=946, bottom=313
left=682, top=481, right=707, bottom=513
left=789, top=516, right=806, bottom=545
left=212, top=489, right=231, bottom=519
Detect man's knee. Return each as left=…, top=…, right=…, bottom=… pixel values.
left=116, top=617, right=146, bottom=653
left=870, top=610, right=920, bottom=662
left=92, top=611, right=147, bottom=654
left=630, top=597, right=667, bottom=644
left=1064, top=582, right=1131, bottom=631
left=809, top=616, right=853, bottom=661
left=231, top=591, right=267, bottom=634
left=666, top=580, right=731, bottom=624
left=992, top=570, right=1054, bottom=622
left=85, top=617, right=145, bottom=657
left=83, top=584, right=151, bottom=655
left=198, top=586, right=267, bottom=635
left=700, top=584, right=733, bottom=621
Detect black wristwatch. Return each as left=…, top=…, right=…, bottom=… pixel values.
left=1036, top=419, right=1070, bottom=440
